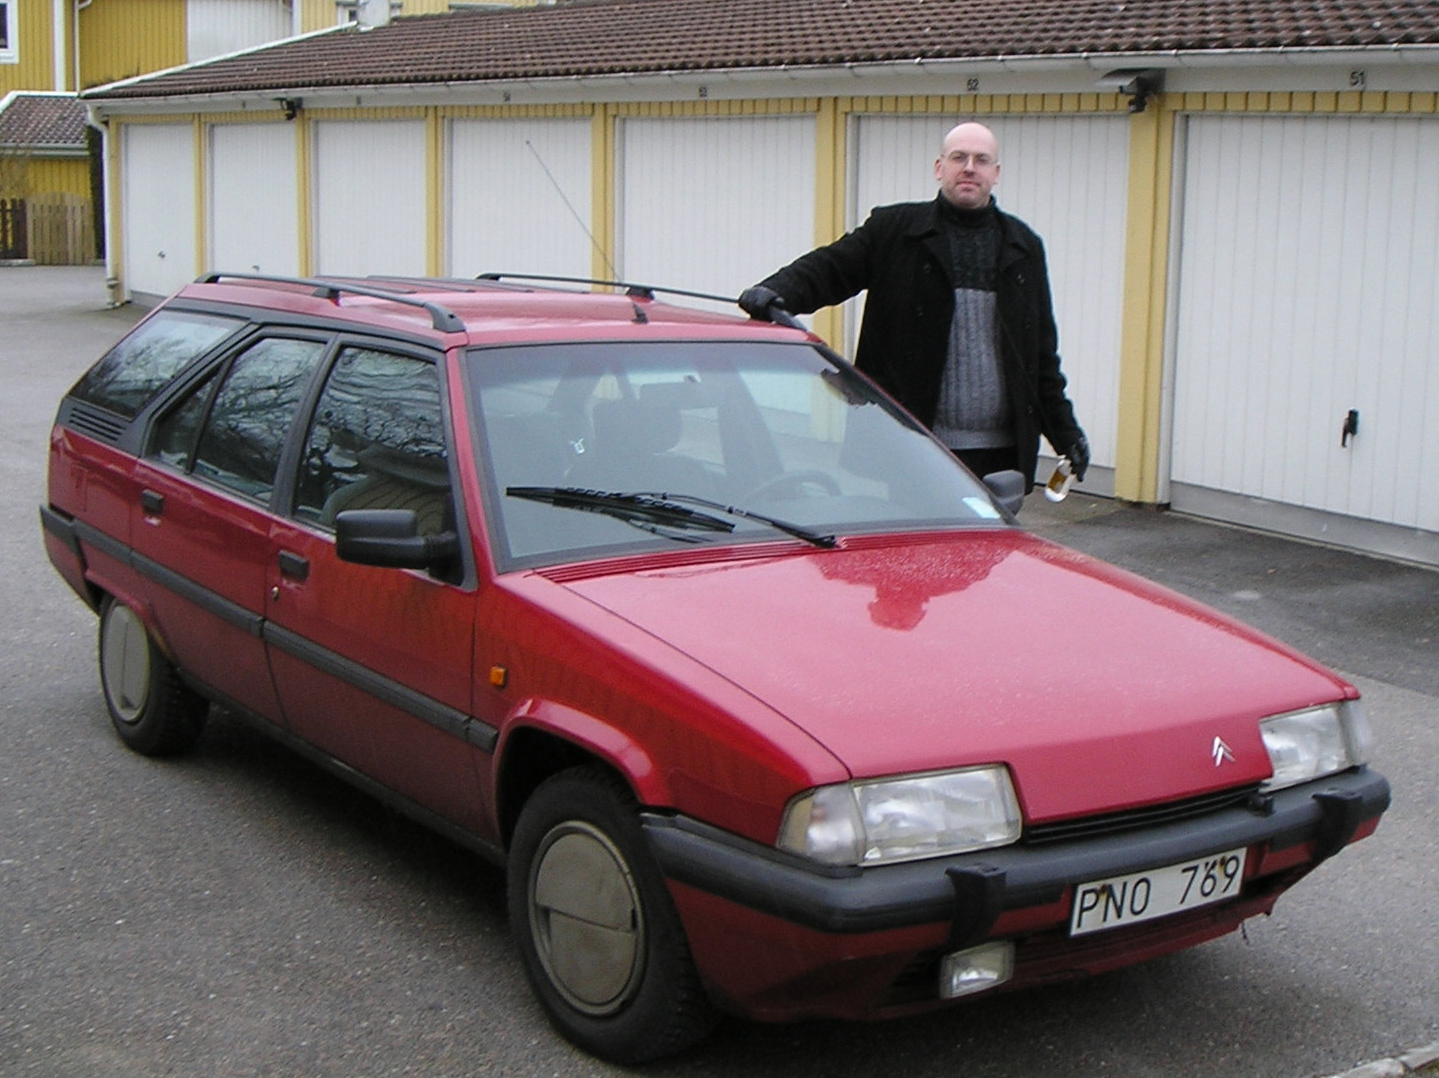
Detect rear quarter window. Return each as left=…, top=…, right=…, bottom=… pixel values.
left=69, top=310, right=243, bottom=419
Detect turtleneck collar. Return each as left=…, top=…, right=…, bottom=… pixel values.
left=936, top=194, right=997, bottom=228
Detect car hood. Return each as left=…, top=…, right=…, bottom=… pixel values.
left=554, top=530, right=1353, bottom=823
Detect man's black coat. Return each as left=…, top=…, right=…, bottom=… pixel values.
left=757, top=196, right=1085, bottom=489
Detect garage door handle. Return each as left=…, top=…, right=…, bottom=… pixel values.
left=278, top=551, right=310, bottom=582
left=140, top=489, right=165, bottom=515
left=1341, top=409, right=1359, bottom=448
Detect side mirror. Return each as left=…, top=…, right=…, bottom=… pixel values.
left=335, top=509, right=459, bottom=573
left=981, top=470, right=1026, bottom=517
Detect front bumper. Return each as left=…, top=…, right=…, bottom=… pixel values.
left=643, top=767, right=1389, bottom=1020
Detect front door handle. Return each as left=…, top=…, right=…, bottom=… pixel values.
left=278, top=550, right=310, bottom=582
left=140, top=489, right=165, bottom=515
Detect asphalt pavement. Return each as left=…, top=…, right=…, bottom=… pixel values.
left=2, top=265, right=1436, bottom=1078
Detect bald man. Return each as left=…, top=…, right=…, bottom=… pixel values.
left=740, top=121, right=1088, bottom=494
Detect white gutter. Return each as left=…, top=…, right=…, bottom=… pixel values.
left=81, top=41, right=1439, bottom=116
left=1070, top=43, right=1439, bottom=69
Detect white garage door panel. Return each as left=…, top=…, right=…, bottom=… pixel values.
left=122, top=123, right=197, bottom=300
left=851, top=115, right=1129, bottom=474
left=1172, top=115, right=1439, bottom=539
left=447, top=118, right=592, bottom=278
left=313, top=120, right=427, bottom=277
left=619, top=116, right=815, bottom=308
left=209, top=123, right=300, bottom=277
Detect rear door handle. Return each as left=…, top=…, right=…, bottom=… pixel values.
left=140, top=489, right=165, bottom=515
left=278, top=550, right=310, bottom=582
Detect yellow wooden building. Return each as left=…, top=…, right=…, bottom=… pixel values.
left=1, top=0, right=543, bottom=259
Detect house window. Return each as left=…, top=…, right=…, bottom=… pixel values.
left=1, top=1, right=15, bottom=63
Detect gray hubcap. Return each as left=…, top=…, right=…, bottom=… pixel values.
left=528, top=820, right=645, bottom=1015
left=101, top=604, right=151, bottom=724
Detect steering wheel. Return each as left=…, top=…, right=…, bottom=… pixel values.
left=743, top=469, right=841, bottom=502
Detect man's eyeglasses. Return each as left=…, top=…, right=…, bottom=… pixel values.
left=943, top=152, right=997, bottom=169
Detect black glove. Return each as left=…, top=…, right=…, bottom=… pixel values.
left=1066, top=435, right=1091, bottom=482
left=738, top=285, right=785, bottom=321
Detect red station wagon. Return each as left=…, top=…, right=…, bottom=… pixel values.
left=42, top=273, right=1390, bottom=1062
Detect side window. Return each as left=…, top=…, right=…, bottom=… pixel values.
left=69, top=310, right=243, bottom=418
left=295, top=347, right=451, bottom=536
left=189, top=338, right=328, bottom=502
left=0, top=2, right=15, bottom=62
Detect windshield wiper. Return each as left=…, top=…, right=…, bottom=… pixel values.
left=506, top=486, right=735, bottom=544
left=506, top=487, right=836, bottom=549
left=652, top=492, right=837, bottom=549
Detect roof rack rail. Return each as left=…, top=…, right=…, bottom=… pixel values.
left=475, top=272, right=735, bottom=306
left=195, top=272, right=466, bottom=333
left=474, top=272, right=807, bottom=330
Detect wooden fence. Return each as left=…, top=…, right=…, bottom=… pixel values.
left=0, top=194, right=96, bottom=264
left=0, top=198, right=25, bottom=261
left=27, top=193, right=96, bottom=265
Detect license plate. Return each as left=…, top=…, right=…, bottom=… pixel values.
left=1069, top=848, right=1247, bottom=936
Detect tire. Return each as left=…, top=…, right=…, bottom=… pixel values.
left=507, top=766, right=717, bottom=1063
left=97, top=598, right=208, bottom=756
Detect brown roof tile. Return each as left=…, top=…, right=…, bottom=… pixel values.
left=83, top=0, right=1439, bottom=100
left=0, top=93, right=89, bottom=149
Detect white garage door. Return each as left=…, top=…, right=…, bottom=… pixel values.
left=618, top=115, right=815, bottom=310
left=209, top=123, right=300, bottom=277
left=850, top=114, right=1130, bottom=484
left=121, top=123, right=197, bottom=301
left=1170, top=114, right=1439, bottom=565
left=447, top=117, right=593, bottom=280
left=313, top=120, right=427, bottom=277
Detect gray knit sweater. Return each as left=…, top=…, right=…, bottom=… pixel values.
left=930, top=202, right=1015, bottom=451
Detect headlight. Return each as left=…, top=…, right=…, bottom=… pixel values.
left=1260, top=700, right=1372, bottom=791
left=777, top=766, right=1022, bottom=867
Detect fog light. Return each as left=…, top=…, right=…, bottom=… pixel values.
left=939, top=941, right=1014, bottom=999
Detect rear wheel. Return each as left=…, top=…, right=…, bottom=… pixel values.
left=507, top=766, right=716, bottom=1063
left=98, top=598, right=208, bottom=756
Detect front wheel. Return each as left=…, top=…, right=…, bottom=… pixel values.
left=98, top=597, right=208, bottom=756
left=507, top=766, right=716, bottom=1063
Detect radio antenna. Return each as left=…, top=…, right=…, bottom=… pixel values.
left=525, top=139, right=619, bottom=279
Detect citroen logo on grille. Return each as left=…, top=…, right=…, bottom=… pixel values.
left=1212, top=736, right=1237, bottom=766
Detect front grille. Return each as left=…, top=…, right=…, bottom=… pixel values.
left=1022, top=784, right=1262, bottom=846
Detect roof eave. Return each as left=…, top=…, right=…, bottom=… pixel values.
left=80, top=42, right=1439, bottom=117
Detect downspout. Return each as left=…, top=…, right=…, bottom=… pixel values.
left=52, top=0, right=67, bottom=90
left=84, top=102, right=122, bottom=306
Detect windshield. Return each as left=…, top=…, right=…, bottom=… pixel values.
left=467, top=340, right=1009, bottom=570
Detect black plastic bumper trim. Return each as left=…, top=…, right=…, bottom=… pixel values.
left=39, top=504, right=83, bottom=559
left=642, top=767, right=1390, bottom=936
left=263, top=621, right=498, bottom=753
